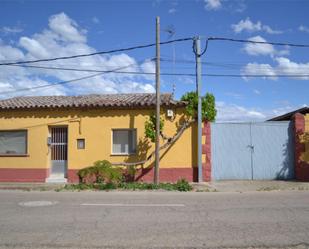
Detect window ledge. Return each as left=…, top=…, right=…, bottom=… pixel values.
left=111, top=153, right=136, bottom=156
left=0, top=154, right=29, bottom=157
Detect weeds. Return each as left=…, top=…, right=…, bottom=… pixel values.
left=57, top=178, right=193, bottom=192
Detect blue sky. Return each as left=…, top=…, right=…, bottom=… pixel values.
left=0, top=0, right=308, bottom=121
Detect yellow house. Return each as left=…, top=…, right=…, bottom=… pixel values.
left=0, top=93, right=210, bottom=183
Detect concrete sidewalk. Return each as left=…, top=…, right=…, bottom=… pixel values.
left=0, top=183, right=64, bottom=191
left=0, top=180, right=309, bottom=192
left=194, top=180, right=309, bottom=192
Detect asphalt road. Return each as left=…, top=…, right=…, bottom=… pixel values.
left=0, top=190, right=309, bottom=249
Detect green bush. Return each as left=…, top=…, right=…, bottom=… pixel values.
left=77, top=160, right=122, bottom=184
left=60, top=179, right=193, bottom=192
left=174, top=178, right=193, bottom=191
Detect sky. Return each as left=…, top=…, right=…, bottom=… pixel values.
left=0, top=0, right=308, bottom=121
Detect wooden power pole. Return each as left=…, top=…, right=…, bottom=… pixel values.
left=195, top=36, right=203, bottom=183
left=154, top=16, right=160, bottom=184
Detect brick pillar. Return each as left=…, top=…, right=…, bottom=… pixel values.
left=293, top=113, right=309, bottom=181
left=202, top=121, right=211, bottom=181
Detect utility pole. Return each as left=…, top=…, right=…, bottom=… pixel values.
left=194, top=36, right=203, bottom=183
left=154, top=16, right=160, bottom=184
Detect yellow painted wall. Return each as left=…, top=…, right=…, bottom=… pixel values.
left=0, top=107, right=197, bottom=170
left=305, top=114, right=309, bottom=132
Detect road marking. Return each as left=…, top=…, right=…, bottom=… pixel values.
left=19, top=201, right=58, bottom=207
left=80, top=203, right=185, bottom=207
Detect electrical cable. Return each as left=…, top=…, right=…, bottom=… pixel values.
left=2, top=70, right=309, bottom=96
left=0, top=37, right=193, bottom=66
left=0, top=61, right=147, bottom=95
left=207, top=37, right=309, bottom=48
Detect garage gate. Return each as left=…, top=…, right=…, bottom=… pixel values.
left=211, top=121, right=294, bottom=180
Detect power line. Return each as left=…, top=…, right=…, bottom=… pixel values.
left=11, top=59, right=309, bottom=74
left=0, top=37, right=193, bottom=66
left=203, top=74, right=309, bottom=78
left=207, top=37, right=309, bottom=48
left=0, top=61, right=144, bottom=95
left=2, top=70, right=309, bottom=96
left=5, top=63, right=309, bottom=78
left=8, top=58, right=250, bottom=72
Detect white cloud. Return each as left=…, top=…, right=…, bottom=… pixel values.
left=242, top=56, right=309, bottom=81
left=140, top=59, right=155, bottom=80
left=253, top=89, right=261, bottom=95
left=0, top=44, right=24, bottom=62
left=232, top=18, right=262, bottom=33
left=0, top=12, right=156, bottom=99
left=270, top=106, right=297, bottom=118
left=224, top=92, right=243, bottom=99
left=19, top=37, right=50, bottom=58
left=242, top=62, right=277, bottom=81
left=204, top=0, right=222, bottom=10
left=216, top=101, right=266, bottom=122
left=234, top=1, right=246, bottom=13
left=299, top=25, right=309, bottom=33
left=92, top=16, right=100, bottom=24
left=262, top=25, right=282, bottom=35
left=232, top=18, right=283, bottom=34
left=243, top=36, right=289, bottom=57
left=243, top=36, right=276, bottom=56
left=168, top=8, right=177, bottom=14
left=48, top=12, right=87, bottom=43
left=275, top=57, right=309, bottom=80
left=216, top=101, right=304, bottom=122
left=0, top=26, right=23, bottom=35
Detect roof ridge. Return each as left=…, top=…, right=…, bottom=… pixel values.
left=4, top=92, right=172, bottom=99
left=0, top=92, right=184, bottom=110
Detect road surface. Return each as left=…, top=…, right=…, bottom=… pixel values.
left=0, top=190, right=309, bottom=248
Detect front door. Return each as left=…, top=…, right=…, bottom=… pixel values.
left=50, top=127, right=68, bottom=178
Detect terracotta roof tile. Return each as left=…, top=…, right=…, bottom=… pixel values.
left=0, top=93, right=186, bottom=110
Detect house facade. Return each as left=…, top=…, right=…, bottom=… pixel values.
left=0, top=93, right=210, bottom=183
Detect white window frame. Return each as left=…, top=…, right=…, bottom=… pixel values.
left=0, top=130, right=28, bottom=156
left=111, top=129, right=137, bottom=155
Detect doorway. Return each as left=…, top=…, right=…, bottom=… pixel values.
left=49, top=127, right=68, bottom=180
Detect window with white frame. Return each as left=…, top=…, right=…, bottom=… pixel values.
left=0, top=130, right=27, bottom=155
left=112, top=129, right=136, bottom=155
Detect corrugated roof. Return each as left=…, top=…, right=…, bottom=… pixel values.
left=0, top=93, right=186, bottom=110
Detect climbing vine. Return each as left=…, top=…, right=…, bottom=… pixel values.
left=180, top=91, right=217, bottom=122
left=144, top=91, right=217, bottom=143
left=111, top=91, right=217, bottom=167
left=144, top=114, right=164, bottom=143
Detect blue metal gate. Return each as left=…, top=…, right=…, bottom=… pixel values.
left=211, top=122, right=294, bottom=180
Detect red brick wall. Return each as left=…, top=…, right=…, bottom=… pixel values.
left=68, top=167, right=197, bottom=183
left=0, top=168, right=49, bottom=182
left=293, top=113, right=309, bottom=181
left=202, top=121, right=211, bottom=181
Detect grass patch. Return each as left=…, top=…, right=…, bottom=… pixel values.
left=56, top=179, right=193, bottom=192
left=257, top=186, right=280, bottom=192
left=195, top=188, right=218, bottom=192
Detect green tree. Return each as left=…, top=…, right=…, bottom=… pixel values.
left=180, top=92, right=217, bottom=121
